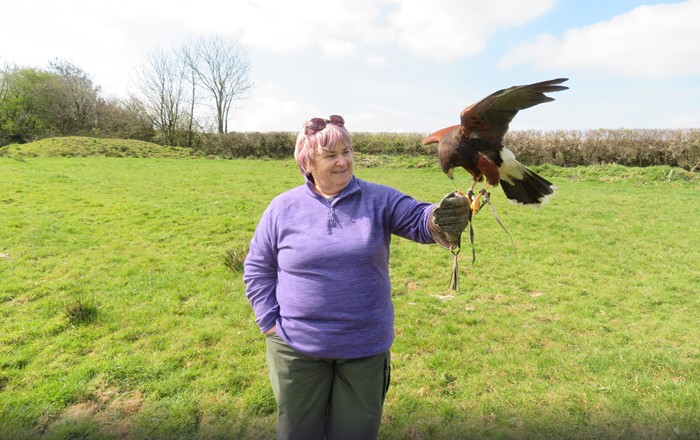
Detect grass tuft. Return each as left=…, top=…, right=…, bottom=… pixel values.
left=63, top=294, right=99, bottom=325
left=223, top=248, right=247, bottom=273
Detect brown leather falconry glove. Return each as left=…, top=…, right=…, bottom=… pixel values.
left=429, top=191, right=470, bottom=250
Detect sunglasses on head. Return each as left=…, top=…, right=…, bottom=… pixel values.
left=304, top=115, right=345, bottom=135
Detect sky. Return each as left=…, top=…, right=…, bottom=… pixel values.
left=2, top=0, right=699, bottom=133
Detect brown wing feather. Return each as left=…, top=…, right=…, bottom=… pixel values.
left=460, top=78, right=568, bottom=141
left=422, top=125, right=460, bottom=145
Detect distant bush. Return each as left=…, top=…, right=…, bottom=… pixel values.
left=197, top=131, right=435, bottom=158
left=506, top=129, right=700, bottom=170
left=351, top=132, right=431, bottom=155
left=199, top=132, right=297, bottom=159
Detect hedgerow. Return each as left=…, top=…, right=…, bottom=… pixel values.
left=2, top=129, right=698, bottom=170
left=196, top=129, right=699, bottom=170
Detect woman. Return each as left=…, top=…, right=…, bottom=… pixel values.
left=243, top=115, right=468, bottom=440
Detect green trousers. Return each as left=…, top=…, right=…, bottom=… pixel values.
left=265, top=334, right=391, bottom=440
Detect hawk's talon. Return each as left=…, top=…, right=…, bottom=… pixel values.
left=470, top=198, right=482, bottom=214
left=468, top=187, right=488, bottom=214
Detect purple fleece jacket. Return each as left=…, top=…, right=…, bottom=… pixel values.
left=243, top=176, right=436, bottom=359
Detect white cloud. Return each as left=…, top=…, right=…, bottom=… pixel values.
left=499, top=1, right=700, bottom=78
left=385, top=0, right=556, bottom=61
left=198, top=0, right=386, bottom=55
left=1, top=0, right=556, bottom=82
left=145, top=0, right=554, bottom=62
left=365, top=55, right=388, bottom=66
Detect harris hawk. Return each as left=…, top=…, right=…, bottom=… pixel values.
left=423, top=78, right=569, bottom=213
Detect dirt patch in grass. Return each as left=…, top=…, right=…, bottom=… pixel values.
left=52, top=390, right=145, bottom=438
left=62, top=402, right=100, bottom=420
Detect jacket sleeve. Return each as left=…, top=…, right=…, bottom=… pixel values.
left=385, top=188, right=437, bottom=244
left=242, top=205, right=280, bottom=333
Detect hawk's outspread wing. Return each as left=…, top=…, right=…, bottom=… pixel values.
left=423, top=78, right=569, bottom=212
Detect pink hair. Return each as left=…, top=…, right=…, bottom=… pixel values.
left=294, top=122, right=352, bottom=177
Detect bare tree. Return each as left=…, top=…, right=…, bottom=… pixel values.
left=49, top=59, right=100, bottom=134
left=0, top=62, right=14, bottom=106
left=185, top=35, right=253, bottom=134
left=132, top=49, right=188, bottom=146
left=179, top=46, right=202, bottom=149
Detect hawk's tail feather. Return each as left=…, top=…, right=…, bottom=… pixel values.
left=500, top=166, right=556, bottom=205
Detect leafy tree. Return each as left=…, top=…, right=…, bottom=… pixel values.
left=0, top=67, right=66, bottom=142
left=0, top=61, right=104, bottom=144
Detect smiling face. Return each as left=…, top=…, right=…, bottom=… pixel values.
left=309, top=141, right=354, bottom=196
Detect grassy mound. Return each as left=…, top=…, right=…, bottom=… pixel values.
left=0, top=136, right=195, bottom=159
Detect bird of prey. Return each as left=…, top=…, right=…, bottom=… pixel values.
left=423, top=78, right=569, bottom=213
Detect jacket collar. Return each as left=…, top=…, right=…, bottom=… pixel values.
left=304, top=175, right=362, bottom=203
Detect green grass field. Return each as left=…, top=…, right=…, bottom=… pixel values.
left=1, top=156, right=699, bottom=439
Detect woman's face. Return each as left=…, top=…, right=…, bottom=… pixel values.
left=310, top=141, right=354, bottom=196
